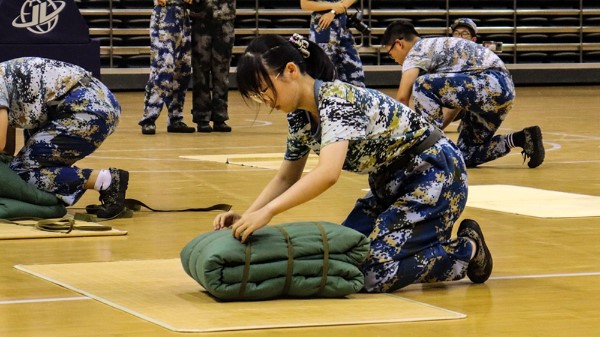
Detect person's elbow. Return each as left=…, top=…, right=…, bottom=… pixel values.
left=324, top=172, right=341, bottom=187
left=397, top=94, right=410, bottom=106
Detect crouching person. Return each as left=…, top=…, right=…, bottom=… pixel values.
left=0, top=57, right=128, bottom=219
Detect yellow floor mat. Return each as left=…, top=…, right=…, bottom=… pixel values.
left=0, top=219, right=127, bottom=240
left=467, top=184, right=600, bottom=218
left=181, top=153, right=318, bottom=171
left=15, top=259, right=465, bottom=333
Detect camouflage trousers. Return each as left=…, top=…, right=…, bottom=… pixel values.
left=342, top=138, right=472, bottom=292
left=310, top=13, right=365, bottom=87
left=140, top=5, right=192, bottom=126
left=190, top=19, right=234, bottom=123
left=412, top=70, right=515, bottom=167
left=10, top=78, right=121, bottom=206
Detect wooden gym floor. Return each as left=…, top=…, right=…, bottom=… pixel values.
left=1, top=86, right=599, bottom=336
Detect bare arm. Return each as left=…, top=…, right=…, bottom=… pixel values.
left=245, top=154, right=309, bottom=214
left=213, top=154, right=308, bottom=230
left=441, top=107, right=462, bottom=129
left=300, top=0, right=347, bottom=13
left=0, top=108, right=10, bottom=154
left=231, top=140, right=349, bottom=242
left=396, top=67, right=420, bottom=105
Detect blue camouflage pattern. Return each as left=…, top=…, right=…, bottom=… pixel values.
left=0, top=57, right=121, bottom=205
left=140, top=2, right=192, bottom=126
left=403, top=37, right=516, bottom=167
left=285, top=80, right=472, bottom=292
left=309, top=3, right=365, bottom=87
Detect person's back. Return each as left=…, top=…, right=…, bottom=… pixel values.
left=383, top=20, right=545, bottom=169
left=0, top=57, right=128, bottom=218
left=405, top=37, right=508, bottom=75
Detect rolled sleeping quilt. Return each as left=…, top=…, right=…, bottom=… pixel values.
left=0, top=161, right=66, bottom=218
left=181, top=221, right=370, bottom=301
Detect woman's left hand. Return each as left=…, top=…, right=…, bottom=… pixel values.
left=318, top=12, right=335, bottom=30
left=231, top=208, right=274, bottom=243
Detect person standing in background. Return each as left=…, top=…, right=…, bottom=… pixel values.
left=301, top=0, right=365, bottom=87
left=189, top=0, right=235, bottom=133
left=450, top=17, right=478, bottom=42
left=139, top=0, right=196, bottom=135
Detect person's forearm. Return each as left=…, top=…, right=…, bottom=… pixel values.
left=441, top=107, right=461, bottom=130
left=245, top=174, right=298, bottom=215
left=262, top=142, right=346, bottom=217
left=300, top=0, right=344, bottom=12
left=3, top=127, right=16, bottom=155
left=0, top=108, right=8, bottom=153
left=244, top=157, right=307, bottom=214
left=263, top=165, right=338, bottom=217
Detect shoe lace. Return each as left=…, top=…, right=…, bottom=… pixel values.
left=521, top=150, right=530, bottom=165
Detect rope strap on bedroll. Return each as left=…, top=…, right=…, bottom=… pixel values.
left=275, top=226, right=295, bottom=295
left=316, top=222, right=330, bottom=296
left=236, top=223, right=331, bottom=298
left=86, top=198, right=232, bottom=215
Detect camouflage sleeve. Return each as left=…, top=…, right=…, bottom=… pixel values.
left=284, top=110, right=312, bottom=161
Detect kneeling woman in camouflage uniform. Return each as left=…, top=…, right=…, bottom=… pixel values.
left=0, top=57, right=128, bottom=219
left=212, top=34, right=493, bottom=292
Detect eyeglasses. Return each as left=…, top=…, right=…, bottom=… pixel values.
left=452, top=30, right=472, bottom=38
left=249, top=72, right=281, bottom=104
left=386, top=40, right=398, bottom=57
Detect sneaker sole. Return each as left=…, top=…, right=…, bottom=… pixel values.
left=527, top=126, right=545, bottom=168
left=458, top=219, right=493, bottom=283
left=167, top=129, right=195, bottom=133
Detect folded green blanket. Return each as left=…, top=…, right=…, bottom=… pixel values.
left=0, top=161, right=66, bottom=219
left=181, top=222, right=370, bottom=301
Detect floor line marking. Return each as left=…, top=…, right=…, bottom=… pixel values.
left=3, top=272, right=598, bottom=305
left=0, top=296, right=90, bottom=305
left=490, top=271, right=600, bottom=280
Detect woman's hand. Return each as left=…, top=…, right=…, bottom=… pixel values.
left=341, top=0, right=354, bottom=11
left=213, top=211, right=241, bottom=230
left=231, top=207, right=274, bottom=243
left=318, top=11, right=335, bottom=30
left=336, top=1, right=348, bottom=13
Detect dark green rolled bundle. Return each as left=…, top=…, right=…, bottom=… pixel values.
left=0, top=161, right=66, bottom=219
left=181, top=222, right=370, bottom=301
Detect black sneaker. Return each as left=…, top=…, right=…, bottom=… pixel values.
left=197, top=122, right=213, bottom=133
left=521, top=126, right=545, bottom=168
left=167, top=120, right=195, bottom=133
left=97, top=168, right=129, bottom=219
left=141, top=123, right=156, bottom=135
left=213, top=121, right=232, bottom=132
left=457, top=219, right=493, bottom=284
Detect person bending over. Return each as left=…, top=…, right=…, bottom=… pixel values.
left=384, top=20, right=545, bottom=168
left=212, top=34, right=493, bottom=292
left=0, top=57, right=128, bottom=219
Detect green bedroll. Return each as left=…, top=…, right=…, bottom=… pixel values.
left=0, top=161, right=66, bottom=219
left=181, top=221, right=370, bottom=301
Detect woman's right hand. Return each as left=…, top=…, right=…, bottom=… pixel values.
left=213, top=211, right=242, bottom=230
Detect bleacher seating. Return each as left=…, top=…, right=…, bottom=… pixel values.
left=74, top=0, right=600, bottom=87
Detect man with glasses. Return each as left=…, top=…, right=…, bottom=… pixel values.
left=383, top=20, right=545, bottom=169
left=451, top=18, right=478, bottom=42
